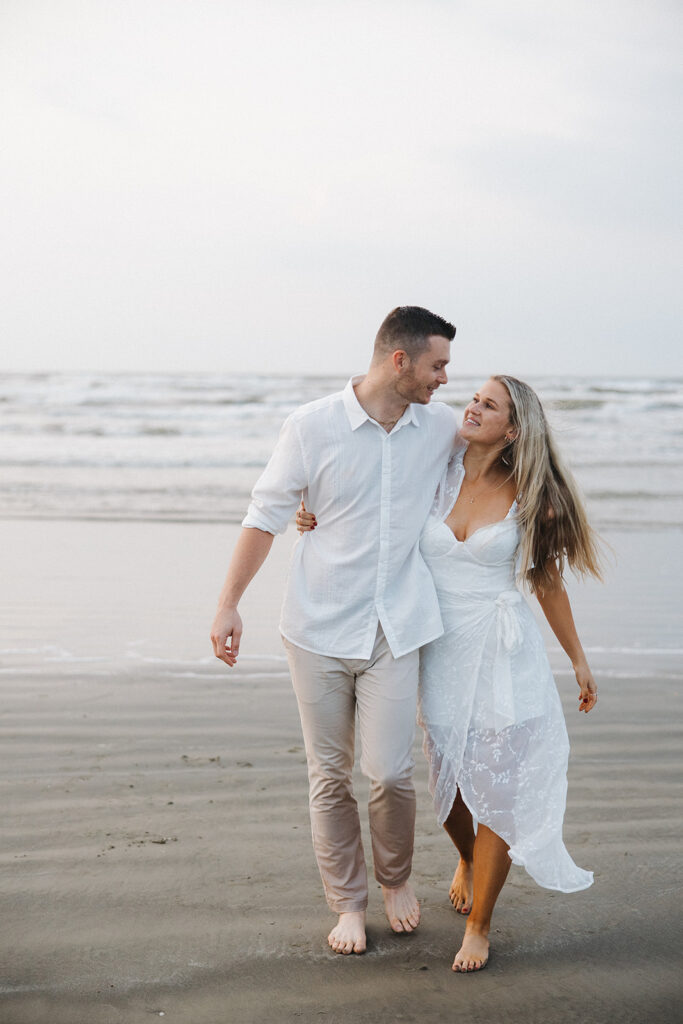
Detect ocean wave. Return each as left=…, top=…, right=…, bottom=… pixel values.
left=140, top=426, right=183, bottom=436
left=3, top=641, right=678, bottom=659
left=1, top=372, right=681, bottom=526
left=1, top=510, right=680, bottom=532
left=587, top=380, right=683, bottom=394
left=549, top=644, right=683, bottom=656
left=586, top=490, right=683, bottom=501
left=552, top=668, right=682, bottom=680
left=547, top=398, right=607, bottom=410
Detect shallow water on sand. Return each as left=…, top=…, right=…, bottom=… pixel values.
left=1, top=521, right=680, bottom=682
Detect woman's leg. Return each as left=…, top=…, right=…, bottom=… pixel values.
left=453, top=823, right=511, bottom=972
left=443, top=789, right=475, bottom=914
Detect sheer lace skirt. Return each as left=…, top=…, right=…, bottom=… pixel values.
left=418, top=614, right=593, bottom=893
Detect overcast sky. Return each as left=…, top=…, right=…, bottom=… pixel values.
left=1, top=0, right=681, bottom=377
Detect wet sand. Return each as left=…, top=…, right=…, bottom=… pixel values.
left=1, top=520, right=682, bottom=1023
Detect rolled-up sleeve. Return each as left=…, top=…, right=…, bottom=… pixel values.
left=242, top=414, right=307, bottom=535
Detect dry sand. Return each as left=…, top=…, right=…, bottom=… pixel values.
left=1, top=520, right=681, bottom=1023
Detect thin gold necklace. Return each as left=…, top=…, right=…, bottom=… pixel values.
left=372, top=410, right=404, bottom=430
left=461, top=471, right=510, bottom=504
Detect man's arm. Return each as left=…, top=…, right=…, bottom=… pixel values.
left=211, top=411, right=308, bottom=667
left=210, top=527, right=275, bottom=667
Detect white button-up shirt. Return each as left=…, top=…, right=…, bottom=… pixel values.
left=243, top=376, right=458, bottom=659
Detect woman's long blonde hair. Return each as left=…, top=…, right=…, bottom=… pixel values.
left=493, top=375, right=602, bottom=592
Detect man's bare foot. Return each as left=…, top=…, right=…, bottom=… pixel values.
left=327, top=911, right=367, bottom=955
left=382, top=881, right=420, bottom=933
left=449, top=859, right=473, bottom=915
left=452, top=928, right=489, bottom=972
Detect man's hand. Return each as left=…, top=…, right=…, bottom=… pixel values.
left=209, top=527, right=275, bottom=668
left=211, top=607, right=243, bottom=667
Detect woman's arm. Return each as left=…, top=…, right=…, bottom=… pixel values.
left=535, top=561, right=598, bottom=713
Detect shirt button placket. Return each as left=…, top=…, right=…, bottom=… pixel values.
left=374, top=430, right=391, bottom=636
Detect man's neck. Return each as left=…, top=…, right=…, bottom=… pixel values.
left=354, top=372, right=409, bottom=429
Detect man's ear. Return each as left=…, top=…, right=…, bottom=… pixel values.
left=392, top=349, right=409, bottom=372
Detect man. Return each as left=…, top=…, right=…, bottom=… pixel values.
left=211, top=306, right=457, bottom=955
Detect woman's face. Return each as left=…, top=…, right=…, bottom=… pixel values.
left=460, top=378, right=516, bottom=446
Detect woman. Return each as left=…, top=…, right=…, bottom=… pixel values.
left=297, top=375, right=600, bottom=973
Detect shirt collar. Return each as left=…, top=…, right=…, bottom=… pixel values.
left=342, top=376, right=420, bottom=432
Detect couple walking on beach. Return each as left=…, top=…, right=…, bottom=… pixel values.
left=211, top=306, right=600, bottom=972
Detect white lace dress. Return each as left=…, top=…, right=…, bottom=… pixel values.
left=418, top=447, right=593, bottom=893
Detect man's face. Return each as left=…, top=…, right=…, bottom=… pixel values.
left=395, top=335, right=450, bottom=405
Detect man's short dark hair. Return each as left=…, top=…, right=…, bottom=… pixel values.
left=374, top=306, right=456, bottom=359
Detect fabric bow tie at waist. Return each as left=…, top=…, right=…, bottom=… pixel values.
left=492, top=590, right=524, bottom=732
left=495, top=590, right=524, bottom=652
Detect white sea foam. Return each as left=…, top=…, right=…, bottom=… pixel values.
left=549, top=645, right=683, bottom=657
left=1, top=643, right=678, bottom=675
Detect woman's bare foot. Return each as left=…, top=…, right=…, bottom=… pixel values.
left=452, top=928, right=489, bottom=972
left=449, top=859, right=473, bottom=914
left=382, top=881, right=420, bottom=933
left=327, top=911, right=367, bottom=954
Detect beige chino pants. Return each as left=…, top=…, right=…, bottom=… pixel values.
left=282, top=625, right=419, bottom=913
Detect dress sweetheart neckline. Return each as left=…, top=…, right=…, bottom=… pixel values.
left=438, top=446, right=517, bottom=543
left=438, top=503, right=517, bottom=544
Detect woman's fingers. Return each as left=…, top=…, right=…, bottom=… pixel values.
left=579, top=688, right=597, bottom=712
left=295, top=501, right=317, bottom=533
